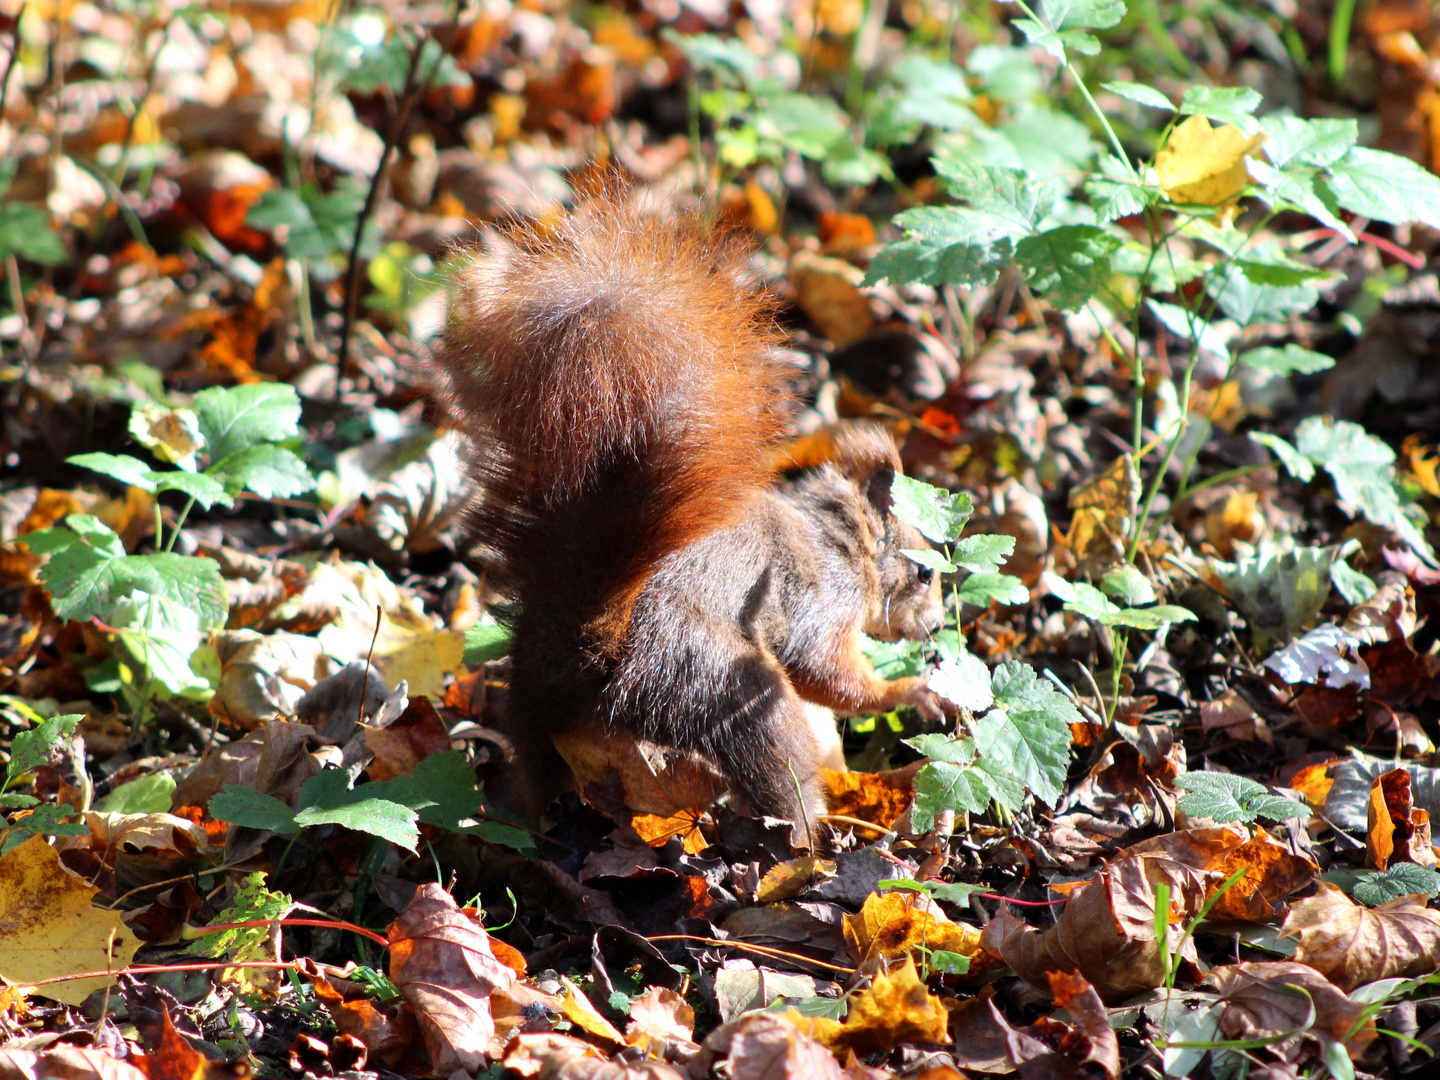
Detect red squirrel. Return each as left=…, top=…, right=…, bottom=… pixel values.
left=431, top=199, right=947, bottom=836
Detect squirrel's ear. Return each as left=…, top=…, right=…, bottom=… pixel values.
left=828, top=424, right=902, bottom=517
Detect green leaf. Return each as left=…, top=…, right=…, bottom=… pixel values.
left=67, top=453, right=157, bottom=491
left=0, top=203, right=67, bottom=265
left=1323, top=147, right=1440, bottom=229
left=152, top=470, right=234, bottom=510
left=1348, top=863, right=1440, bottom=906
left=1086, top=154, right=1155, bottom=221
left=906, top=732, right=977, bottom=767
left=187, top=872, right=292, bottom=959
left=1260, top=116, right=1357, bottom=168
left=93, top=773, right=176, bottom=814
left=931, top=161, right=1058, bottom=236
left=1331, top=560, right=1377, bottom=605
left=294, top=797, right=420, bottom=853
left=878, top=878, right=989, bottom=905
left=1100, top=565, right=1155, bottom=606
left=1015, top=225, right=1120, bottom=311
left=902, top=548, right=958, bottom=575
left=910, top=760, right=992, bottom=831
left=863, top=635, right=929, bottom=680
left=207, top=445, right=315, bottom=499
left=25, top=516, right=228, bottom=628
left=12, top=803, right=90, bottom=838
left=1250, top=432, right=1315, bottom=483
left=1238, top=345, right=1336, bottom=375
left=1207, top=262, right=1320, bottom=324
left=1211, top=544, right=1339, bottom=651
left=956, top=573, right=1029, bottom=607
left=7, top=715, right=82, bottom=784
left=1102, top=81, right=1172, bottom=110
left=366, top=752, right=479, bottom=830
left=925, top=949, right=972, bottom=975
left=889, top=475, right=973, bottom=543
left=1099, top=604, right=1196, bottom=630
left=951, top=534, right=1015, bottom=575
left=463, top=623, right=512, bottom=666
left=1178, top=86, right=1262, bottom=134
left=1246, top=158, right=1354, bottom=240
left=1013, top=0, right=1124, bottom=58
left=981, top=661, right=1076, bottom=807
left=928, top=652, right=993, bottom=713
left=209, top=785, right=301, bottom=833
left=193, top=384, right=304, bottom=463
left=1174, top=772, right=1310, bottom=824
left=1053, top=579, right=1118, bottom=620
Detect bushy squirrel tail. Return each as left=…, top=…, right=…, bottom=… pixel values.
left=432, top=199, right=790, bottom=655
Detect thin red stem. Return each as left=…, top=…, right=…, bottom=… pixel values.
left=189, top=917, right=389, bottom=949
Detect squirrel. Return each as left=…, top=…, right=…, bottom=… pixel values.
left=431, top=198, right=948, bottom=838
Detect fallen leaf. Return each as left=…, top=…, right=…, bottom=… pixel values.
left=1280, top=881, right=1440, bottom=990
left=559, top=975, right=624, bottom=1045
left=1367, top=767, right=1435, bottom=870
left=1125, top=826, right=1316, bottom=922
left=629, top=810, right=708, bottom=855
left=0, top=835, right=141, bottom=1006
left=692, top=1012, right=846, bottom=1079
left=842, top=891, right=986, bottom=969
left=363, top=697, right=453, bottom=783
left=387, top=882, right=514, bottom=1074
left=0, top=1047, right=147, bottom=1080
left=979, top=853, right=1210, bottom=1001
left=820, top=766, right=916, bottom=830
left=788, top=250, right=874, bottom=348
left=142, top=1007, right=250, bottom=1080
left=625, top=986, right=697, bottom=1059
left=758, top=856, right=835, bottom=903
left=502, top=1032, right=687, bottom=1078
left=1210, top=961, right=1376, bottom=1060
left=1026, top=970, right=1120, bottom=1079
left=299, top=958, right=413, bottom=1066
left=553, top=723, right=727, bottom=819
left=787, top=958, right=949, bottom=1055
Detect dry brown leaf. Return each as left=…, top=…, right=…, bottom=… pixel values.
left=1124, top=826, right=1316, bottom=922
left=757, top=856, right=835, bottom=903
left=788, top=250, right=875, bottom=348
left=820, top=766, right=916, bottom=830
left=208, top=630, right=329, bottom=730
left=629, top=810, right=708, bottom=855
left=842, top=891, right=986, bottom=969
left=1280, top=881, right=1440, bottom=991
left=1199, top=690, right=1270, bottom=744
left=0, top=1047, right=148, bottom=1080
left=363, top=697, right=453, bottom=783
left=980, top=853, right=1210, bottom=1001
left=299, top=959, right=413, bottom=1066
left=553, top=724, right=727, bottom=819
left=787, top=958, right=949, bottom=1056
left=387, top=882, right=514, bottom=1074
left=693, top=1012, right=847, bottom=1080
left=1210, top=961, right=1376, bottom=1059
left=1366, top=767, right=1435, bottom=870
left=141, top=1007, right=250, bottom=1080
left=0, top=835, right=142, bottom=1006
left=624, top=986, right=697, bottom=1059
left=502, top=1032, right=687, bottom=1078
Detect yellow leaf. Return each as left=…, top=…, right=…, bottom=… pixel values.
left=757, top=856, right=835, bottom=903
left=785, top=958, right=949, bottom=1055
left=1156, top=116, right=1265, bottom=208
left=0, top=835, right=141, bottom=1005
left=843, top=891, right=986, bottom=966
left=559, top=976, right=624, bottom=1045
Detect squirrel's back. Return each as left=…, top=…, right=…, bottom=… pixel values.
left=432, top=200, right=790, bottom=656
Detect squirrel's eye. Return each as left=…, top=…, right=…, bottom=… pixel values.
left=916, top=566, right=934, bottom=585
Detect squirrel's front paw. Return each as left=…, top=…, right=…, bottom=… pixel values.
left=908, top=684, right=953, bottom=723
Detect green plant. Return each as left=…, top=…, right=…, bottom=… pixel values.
left=861, top=0, right=1440, bottom=713
left=23, top=385, right=316, bottom=705
left=873, top=474, right=1079, bottom=830
left=0, top=714, right=90, bottom=854
left=1173, top=772, right=1310, bottom=825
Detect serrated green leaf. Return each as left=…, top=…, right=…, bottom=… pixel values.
left=889, top=475, right=973, bottom=543
left=1260, top=116, right=1357, bottom=169
left=1174, top=772, right=1310, bottom=824
left=906, top=733, right=977, bottom=767
left=956, top=573, right=1029, bottom=607
left=928, top=652, right=993, bottom=713
left=1331, top=560, right=1377, bottom=605
left=294, top=798, right=420, bottom=853
left=6, top=715, right=82, bottom=784
left=1349, top=863, right=1440, bottom=906
left=1207, top=262, right=1320, bottom=324
left=26, top=516, right=228, bottom=628
left=1246, top=158, right=1354, bottom=240
left=1178, top=86, right=1262, bottom=134
left=463, top=623, right=512, bottom=666
left=1324, top=147, right=1440, bottom=229
left=93, top=773, right=176, bottom=814
left=1054, top=579, right=1119, bottom=620
left=982, top=661, right=1076, bottom=807
left=910, top=761, right=992, bottom=832
left=12, top=803, right=90, bottom=838
left=109, top=592, right=212, bottom=696
left=209, top=785, right=301, bottom=833
left=951, top=534, right=1015, bottom=574
left=1103, top=81, right=1172, bottom=110
left=1100, top=565, right=1155, bottom=606
left=1015, top=225, right=1120, bottom=311
left=194, top=384, right=304, bottom=463
left=187, top=872, right=291, bottom=959
left=67, top=453, right=157, bottom=491
left=931, top=161, right=1058, bottom=235
left=1013, top=0, right=1123, bottom=59
left=153, top=470, right=234, bottom=510
left=207, top=445, right=315, bottom=499
left=1086, top=154, right=1154, bottom=221
left=902, top=548, right=958, bottom=575
left=1238, top=345, right=1335, bottom=375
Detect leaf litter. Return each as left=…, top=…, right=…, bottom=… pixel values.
left=3, top=0, right=1440, bottom=1076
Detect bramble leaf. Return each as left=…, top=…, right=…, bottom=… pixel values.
left=1174, top=772, right=1310, bottom=824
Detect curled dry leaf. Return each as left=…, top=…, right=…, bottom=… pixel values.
left=979, top=853, right=1210, bottom=1001
left=0, top=1047, right=147, bottom=1080
left=387, top=882, right=515, bottom=1074
left=559, top=975, right=624, bottom=1045
left=502, top=1032, right=687, bottom=1079
left=1280, top=881, right=1440, bottom=991
left=1209, top=961, right=1376, bottom=1060
left=842, top=891, right=987, bottom=970
left=692, top=1011, right=847, bottom=1080
left=298, top=958, right=414, bottom=1065
left=1124, top=826, right=1316, bottom=922
left=0, top=835, right=142, bottom=1006
left=946, top=974, right=1116, bottom=1079
left=787, top=958, right=949, bottom=1056
left=1366, top=767, right=1435, bottom=870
